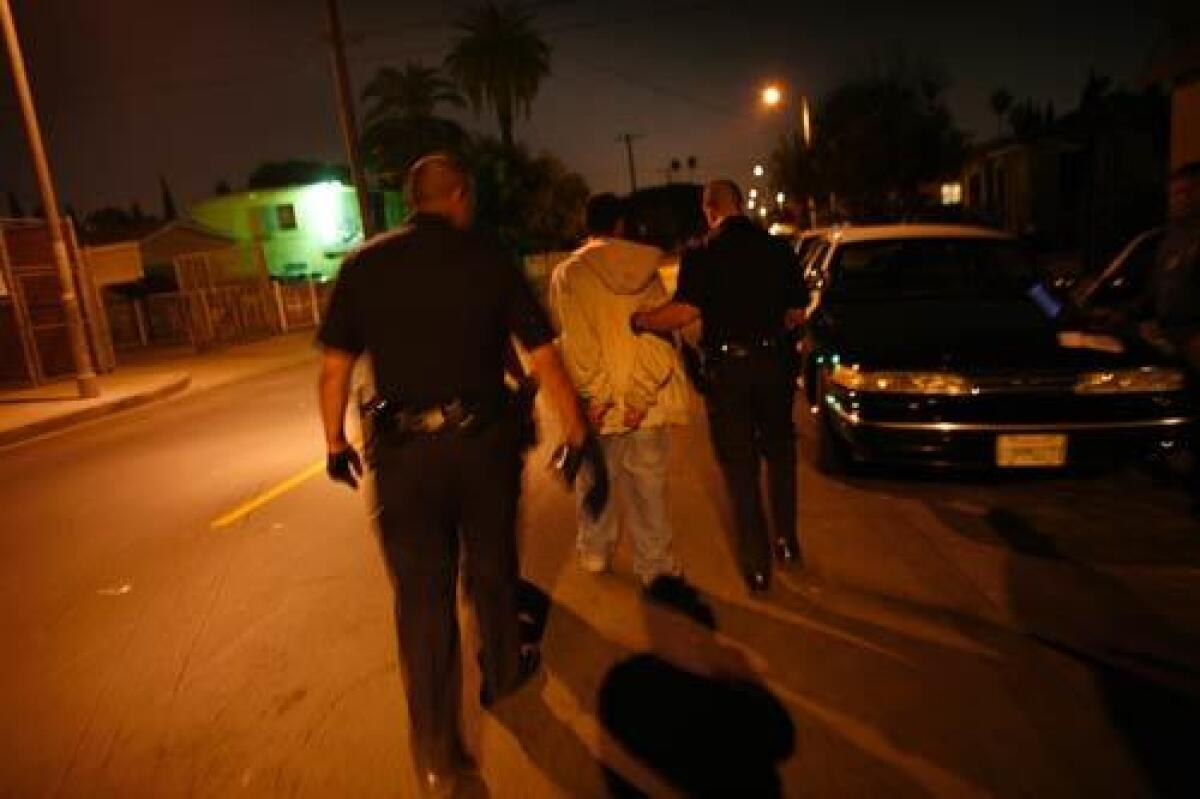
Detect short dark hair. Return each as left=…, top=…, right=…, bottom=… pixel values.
left=1171, top=161, right=1200, bottom=182
left=703, top=179, right=744, bottom=214
left=585, top=193, right=626, bottom=236
left=406, top=152, right=469, bottom=209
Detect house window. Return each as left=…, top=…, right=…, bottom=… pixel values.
left=940, top=182, right=963, bottom=206
left=276, top=204, right=298, bottom=230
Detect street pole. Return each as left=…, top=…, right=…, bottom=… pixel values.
left=798, top=94, right=817, bottom=229
left=0, top=0, right=99, bottom=398
left=617, top=133, right=642, bottom=193
left=324, top=0, right=375, bottom=239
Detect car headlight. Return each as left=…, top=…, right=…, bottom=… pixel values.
left=828, top=365, right=972, bottom=395
left=1074, top=367, right=1187, bottom=394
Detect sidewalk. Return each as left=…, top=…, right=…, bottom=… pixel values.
left=0, top=332, right=317, bottom=448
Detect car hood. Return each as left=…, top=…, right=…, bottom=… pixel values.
left=816, top=298, right=1151, bottom=372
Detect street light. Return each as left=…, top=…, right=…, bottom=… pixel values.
left=776, top=191, right=786, bottom=205
left=760, top=81, right=816, bottom=226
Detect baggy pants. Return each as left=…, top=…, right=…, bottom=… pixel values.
left=703, top=350, right=799, bottom=579
left=373, top=415, right=523, bottom=773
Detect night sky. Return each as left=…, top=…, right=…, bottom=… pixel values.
left=0, top=0, right=1173, bottom=216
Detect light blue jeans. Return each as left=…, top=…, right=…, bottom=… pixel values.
left=576, top=426, right=680, bottom=583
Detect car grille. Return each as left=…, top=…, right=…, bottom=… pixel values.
left=968, top=371, right=1079, bottom=393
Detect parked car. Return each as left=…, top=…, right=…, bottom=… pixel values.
left=799, top=224, right=1194, bottom=473
left=1072, top=227, right=1166, bottom=310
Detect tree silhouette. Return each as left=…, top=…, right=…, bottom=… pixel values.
left=360, top=62, right=468, bottom=181
left=159, top=175, right=177, bottom=220
left=989, top=88, right=1014, bottom=137
left=686, top=156, right=697, bottom=182
left=445, top=2, right=551, bottom=149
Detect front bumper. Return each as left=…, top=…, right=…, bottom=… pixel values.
left=822, top=389, right=1195, bottom=468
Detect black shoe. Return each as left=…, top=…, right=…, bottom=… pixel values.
left=745, top=572, right=770, bottom=593
left=480, top=646, right=542, bottom=708
left=773, top=538, right=801, bottom=566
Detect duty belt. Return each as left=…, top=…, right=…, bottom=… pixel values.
left=363, top=396, right=500, bottom=437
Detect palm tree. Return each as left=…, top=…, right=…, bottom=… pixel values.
left=989, top=88, right=1013, bottom=138
left=686, top=155, right=697, bottom=183
left=362, top=62, right=465, bottom=124
left=360, top=61, right=467, bottom=182
left=445, top=2, right=551, bottom=149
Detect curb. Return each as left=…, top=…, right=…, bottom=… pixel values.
left=0, top=373, right=193, bottom=449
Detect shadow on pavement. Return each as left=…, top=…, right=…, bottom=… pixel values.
left=597, top=576, right=795, bottom=798
left=494, top=579, right=794, bottom=797
left=989, top=507, right=1200, bottom=797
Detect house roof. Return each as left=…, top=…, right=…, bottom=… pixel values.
left=80, top=218, right=234, bottom=248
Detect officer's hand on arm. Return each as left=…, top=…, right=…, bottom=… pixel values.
left=630, top=301, right=701, bottom=335
left=319, top=346, right=363, bottom=490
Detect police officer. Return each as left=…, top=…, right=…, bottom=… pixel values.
left=316, top=154, right=593, bottom=796
left=632, top=179, right=808, bottom=593
left=1151, top=161, right=1200, bottom=513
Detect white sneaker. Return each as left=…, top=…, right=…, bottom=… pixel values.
left=578, top=551, right=610, bottom=574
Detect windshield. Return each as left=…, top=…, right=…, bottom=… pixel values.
left=826, top=237, right=1038, bottom=301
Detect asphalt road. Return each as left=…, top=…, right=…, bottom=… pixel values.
left=2, top=357, right=1200, bottom=798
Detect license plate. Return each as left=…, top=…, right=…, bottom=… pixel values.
left=996, top=434, right=1067, bottom=467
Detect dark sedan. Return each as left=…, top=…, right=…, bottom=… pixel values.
left=799, top=225, right=1195, bottom=473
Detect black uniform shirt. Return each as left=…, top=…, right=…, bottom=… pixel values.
left=1153, top=220, right=1200, bottom=349
left=674, top=215, right=807, bottom=347
left=318, top=213, right=554, bottom=407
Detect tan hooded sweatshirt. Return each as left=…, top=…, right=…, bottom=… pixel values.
left=549, top=238, right=690, bottom=435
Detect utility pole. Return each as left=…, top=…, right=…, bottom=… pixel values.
left=617, top=133, right=643, bottom=193
left=1, top=0, right=99, bottom=398
left=324, top=0, right=375, bottom=238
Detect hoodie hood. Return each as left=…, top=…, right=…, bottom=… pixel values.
left=577, top=238, right=664, bottom=295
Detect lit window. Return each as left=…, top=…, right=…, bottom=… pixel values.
left=940, top=183, right=963, bottom=206
left=277, top=204, right=298, bottom=230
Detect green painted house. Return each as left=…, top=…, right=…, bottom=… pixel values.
left=190, top=182, right=405, bottom=280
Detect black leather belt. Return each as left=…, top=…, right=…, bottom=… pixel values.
left=364, top=395, right=504, bottom=437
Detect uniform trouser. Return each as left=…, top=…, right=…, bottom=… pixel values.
left=576, top=426, right=681, bottom=583
left=704, top=350, right=799, bottom=579
left=373, top=416, right=523, bottom=773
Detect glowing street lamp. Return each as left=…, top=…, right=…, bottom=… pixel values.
left=761, top=83, right=783, bottom=108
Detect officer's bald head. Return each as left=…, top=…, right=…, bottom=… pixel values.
left=407, top=153, right=473, bottom=228
left=702, top=180, right=744, bottom=228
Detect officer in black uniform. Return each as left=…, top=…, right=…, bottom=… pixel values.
left=316, top=154, right=593, bottom=796
left=632, top=179, right=808, bottom=593
left=1151, top=161, right=1200, bottom=512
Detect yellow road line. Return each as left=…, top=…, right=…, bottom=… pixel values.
left=211, top=459, right=326, bottom=530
